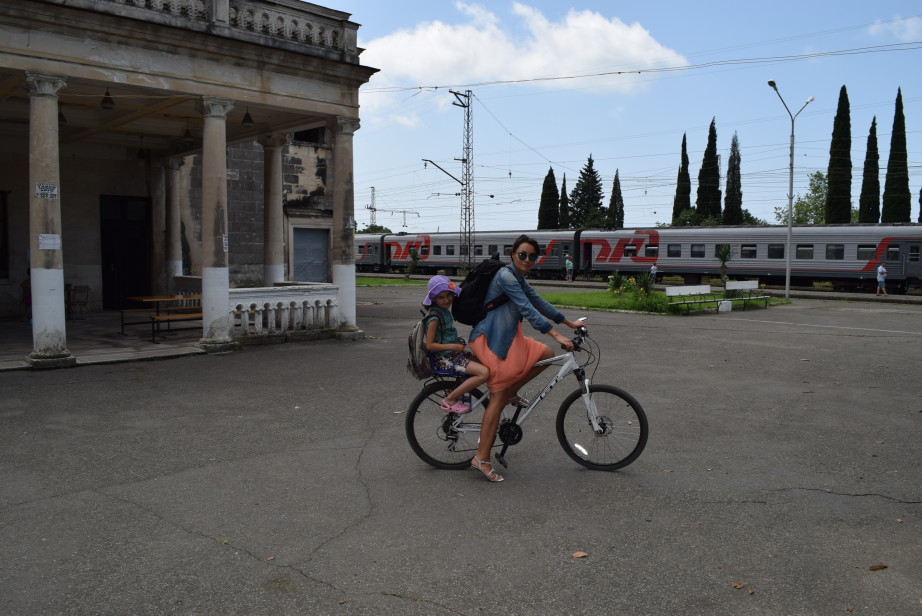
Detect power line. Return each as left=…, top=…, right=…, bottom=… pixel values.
left=362, top=41, right=922, bottom=94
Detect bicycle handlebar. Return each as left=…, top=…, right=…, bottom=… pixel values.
left=562, top=325, right=589, bottom=351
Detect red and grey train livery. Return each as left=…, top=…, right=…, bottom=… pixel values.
left=356, top=225, right=922, bottom=293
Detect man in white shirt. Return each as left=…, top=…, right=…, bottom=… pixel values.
left=876, top=263, right=888, bottom=296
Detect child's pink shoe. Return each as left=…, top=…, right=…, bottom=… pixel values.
left=440, top=399, right=471, bottom=414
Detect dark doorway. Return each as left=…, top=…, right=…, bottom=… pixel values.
left=99, top=195, right=151, bottom=310
left=292, top=227, right=329, bottom=282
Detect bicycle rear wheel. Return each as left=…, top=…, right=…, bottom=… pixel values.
left=406, top=380, right=488, bottom=470
left=556, top=384, right=648, bottom=470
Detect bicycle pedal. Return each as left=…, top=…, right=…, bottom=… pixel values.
left=495, top=454, right=508, bottom=468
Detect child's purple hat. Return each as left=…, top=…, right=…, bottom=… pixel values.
left=423, top=275, right=459, bottom=306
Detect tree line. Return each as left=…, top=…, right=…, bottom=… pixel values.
left=537, top=86, right=921, bottom=230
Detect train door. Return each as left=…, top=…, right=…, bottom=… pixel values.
left=581, top=242, right=593, bottom=279
left=907, top=243, right=921, bottom=289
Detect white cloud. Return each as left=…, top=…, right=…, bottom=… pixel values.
left=868, top=15, right=922, bottom=42
left=358, top=3, right=686, bottom=128
left=360, top=3, right=685, bottom=93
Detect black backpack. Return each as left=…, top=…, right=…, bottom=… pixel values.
left=451, top=255, right=510, bottom=326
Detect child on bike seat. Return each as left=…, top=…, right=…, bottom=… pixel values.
left=422, top=275, right=490, bottom=413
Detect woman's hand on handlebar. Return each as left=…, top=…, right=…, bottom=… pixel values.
left=551, top=330, right=574, bottom=351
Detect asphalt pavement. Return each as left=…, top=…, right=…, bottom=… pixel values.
left=1, top=285, right=920, bottom=615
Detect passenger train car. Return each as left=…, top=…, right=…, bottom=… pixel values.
left=356, top=225, right=922, bottom=292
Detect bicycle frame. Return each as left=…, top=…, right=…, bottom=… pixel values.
left=445, top=346, right=603, bottom=437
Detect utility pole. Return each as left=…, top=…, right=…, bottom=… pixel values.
left=451, top=89, right=474, bottom=269
left=365, top=186, right=376, bottom=226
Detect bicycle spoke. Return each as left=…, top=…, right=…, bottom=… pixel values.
left=556, top=385, right=648, bottom=470
left=406, top=382, right=487, bottom=469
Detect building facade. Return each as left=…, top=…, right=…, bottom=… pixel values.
left=0, top=0, right=377, bottom=366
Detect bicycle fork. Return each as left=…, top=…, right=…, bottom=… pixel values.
left=574, top=368, right=605, bottom=433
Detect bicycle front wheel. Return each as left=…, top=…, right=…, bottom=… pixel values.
left=406, top=380, right=487, bottom=470
left=556, top=384, right=648, bottom=470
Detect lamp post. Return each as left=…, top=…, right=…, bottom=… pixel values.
left=767, top=80, right=813, bottom=299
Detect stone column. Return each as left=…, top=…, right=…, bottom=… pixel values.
left=330, top=116, right=360, bottom=331
left=149, top=162, right=167, bottom=296
left=198, top=97, right=235, bottom=351
left=257, top=133, right=288, bottom=285
left=165, top=156, right=185, bottom=288
left=25, top=72, right=74, bottom=368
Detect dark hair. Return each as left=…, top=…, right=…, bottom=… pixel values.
left=512, top=234, right=540, bottom=254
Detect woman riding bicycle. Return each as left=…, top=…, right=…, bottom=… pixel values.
left=468, top=234, right=582, bottom=482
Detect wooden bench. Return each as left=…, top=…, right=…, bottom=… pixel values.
left=120, top=308, right=155, bottom=334
left=150, top=312, right=203, bottom=343
left=724, top=280, right=770, bottom=310
left=666, top=284, right=715, bottom=314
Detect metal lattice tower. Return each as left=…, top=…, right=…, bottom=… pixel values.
left=451, top=89, right=474, bottom=269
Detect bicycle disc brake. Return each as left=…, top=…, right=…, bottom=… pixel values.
left=594, top=416, right=614, bottom=436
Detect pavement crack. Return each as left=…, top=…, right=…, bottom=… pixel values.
left=377, top=591, right=469, bottom=614
left=308, top=430, right=376, bottom=557
left=768, top=486, right=922, bottom=504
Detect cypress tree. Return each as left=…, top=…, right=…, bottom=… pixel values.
left=672, top=133, right=691, bottom=224
left=825, top=85, right=852, bottom=224
left=882, top=88, right=911, bottom=222
left=569, top=155, right=605, bottom=228
left=559, top=174, right=570, bottom=229
left=723, top=133, right=743, bottom=225
left=537, top=167, right=560, bottom=229
left=696, top=118, right=722, bottom=222
left=608, top=169, right=625, bottom=229
left=857, top=116, right=880, bottom=223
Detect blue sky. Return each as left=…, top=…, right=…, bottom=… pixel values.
left=333, top=1, right=922, bottom=232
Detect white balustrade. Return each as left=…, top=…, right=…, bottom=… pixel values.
left=229, top=284, right=339, bottom=338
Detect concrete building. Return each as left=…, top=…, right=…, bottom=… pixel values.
left=0, top=0, right=377, bottom=367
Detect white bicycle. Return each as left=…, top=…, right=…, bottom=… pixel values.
left=405, top=320, right=649, bottom=471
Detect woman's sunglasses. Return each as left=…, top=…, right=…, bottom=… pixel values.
left=516, top=251, right=539, bottom=262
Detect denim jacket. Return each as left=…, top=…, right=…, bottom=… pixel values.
left=469, top=264, right=565, bottom=359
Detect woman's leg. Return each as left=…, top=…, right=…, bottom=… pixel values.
left=474, top=388, right=509, bottom=473
left=507, top=344, right=554, bottom=402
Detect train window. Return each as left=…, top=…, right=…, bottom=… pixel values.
left=419, top=245, right=429, bottom=256
left=474, top=245, right=483, bottom=256
left=624, top=245, right=637, bottom=257
left=715, top=243, right=730, bottom=257
left=446, top=245, right=455, bottom=256
left=503, top=245, right=512, bottom=255
left=887, top=246, right=900, bottom=261
left=645, top=245, right=659, bottom=258
left=691, top=244, right=705, bottom=258
left=488, top=244, right=498, bottom=255
left=740, top=245, right=757, bottom=258
left=857, top=245, right=876, bottom=261
left=767, top=244, right=784, bottom=259
left=796, top=245, right=814, bottom=259
left=910, top=245, right=920, bottom=262
left=667, top=244, right=681, bottom=257
left=357, top=245, right=364, bottom=255
left=433, top=245, right=442, bottom=255
left=826, top=244, right=844, bottom=260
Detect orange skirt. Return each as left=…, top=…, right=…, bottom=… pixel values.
left=470, top=324, right=550, bottom=393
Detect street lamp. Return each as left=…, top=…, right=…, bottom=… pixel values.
left=768, top=80, right=814, bottom=299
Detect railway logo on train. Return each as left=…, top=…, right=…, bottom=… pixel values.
left=356, top=225, right=922, bottom=293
